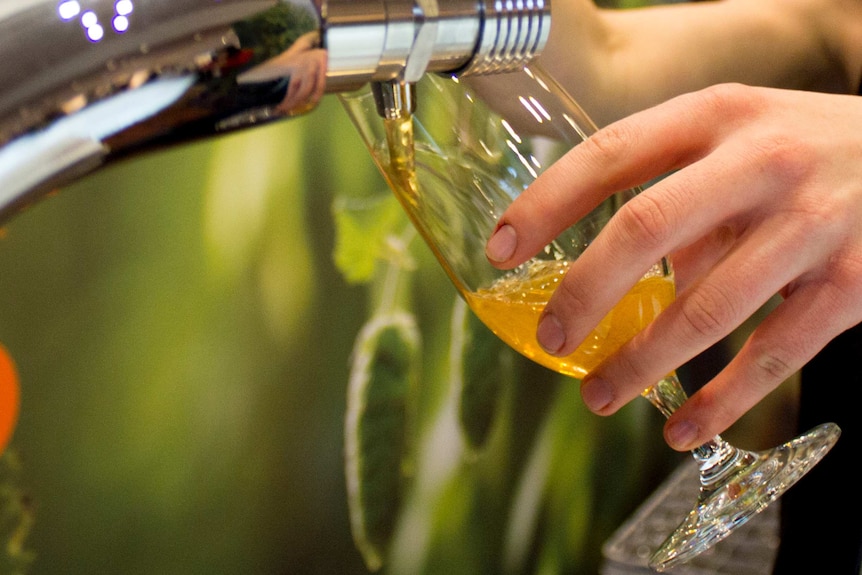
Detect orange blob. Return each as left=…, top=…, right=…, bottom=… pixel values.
left=0, top=343, right=20, bottom=456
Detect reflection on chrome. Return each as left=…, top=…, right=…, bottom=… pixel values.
left=58, top=0, right=135, bottom=41
left=57, top=0, right=81, bottom=20
left=0, top=0, right=551, bottom=223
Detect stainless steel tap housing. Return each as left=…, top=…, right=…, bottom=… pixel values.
left=0, top=0, right=550, bottom=222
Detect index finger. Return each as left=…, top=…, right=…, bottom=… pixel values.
left=485, top=89, right=721, bottom=268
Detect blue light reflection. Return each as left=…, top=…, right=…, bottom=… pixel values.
left=57, top=0, right=81, bottom=20
left=57, top=0, right=135, bottom=42
left=113, top=15, right=129, bottom=32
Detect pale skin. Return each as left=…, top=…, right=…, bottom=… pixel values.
left=477, top=0, right=862, bottom=452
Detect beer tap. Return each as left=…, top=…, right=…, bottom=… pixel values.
left=0, top=0, right=550, bottom=221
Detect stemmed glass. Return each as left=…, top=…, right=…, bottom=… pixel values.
left=339, top=64, right=840, bottom=571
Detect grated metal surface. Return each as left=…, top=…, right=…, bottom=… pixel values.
left=601, top=461, right=780, bottom=574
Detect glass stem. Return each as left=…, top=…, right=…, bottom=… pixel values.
left=643, top=374, right=750, bottom=493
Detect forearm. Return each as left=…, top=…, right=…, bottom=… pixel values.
left=476, top=0, right=862, bottom=128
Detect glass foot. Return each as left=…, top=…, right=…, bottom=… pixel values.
left=649, top=422, right=841, bottom=572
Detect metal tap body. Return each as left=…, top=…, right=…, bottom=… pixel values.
left=0, top=0, right=550, bottom=222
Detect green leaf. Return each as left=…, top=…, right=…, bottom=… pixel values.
left=458, top=306, right=514, bottom=452
left=345, top=312, right=421, bottom=571
left=332, top=193, right=409, bottom=284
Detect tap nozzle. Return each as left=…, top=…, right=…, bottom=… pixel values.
left=371, top=80, right=416, bottom=120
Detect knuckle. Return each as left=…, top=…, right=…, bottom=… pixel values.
left=585, top=121, right=641, bottom=160
left=755, top=352, right=794, bottom=384
left=678, top=283, right=737, bottom=339
left=614, top=193, right=674, bottom=251
left=698, top=82, right=769, bottom=114
left=751, top=350, right=795, bottom=392
left=554, top=274, right=592, bottom=319
left=601, top=343, right=650, bottom=387
left=745, top=338, right=798, bottom=392
left=692, top=84, right=816, bottom=184
left=746, top=132, right=814, bottom=186
left=827, top=252, right=862, bottom=300
left=686, top=83, right=752, bottom=119
left=788, top=269, right=862, bottom=350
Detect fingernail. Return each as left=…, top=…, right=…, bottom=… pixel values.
left=666, top=420, right=698, bottom=450
left=537, top=312, right=565, bottom=354
left=581, top=377, right=613, bottom=413
left=486, top=224, right=517, bottom=263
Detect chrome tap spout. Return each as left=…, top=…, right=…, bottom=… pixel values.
left=0, top=0, right=550, bottom=223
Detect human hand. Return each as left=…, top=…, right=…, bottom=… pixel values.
left=275, top=47, right=327, bottom=115
left=485, top=83, right=862, bottom=451
left=237, top=31, right=328, bottom=115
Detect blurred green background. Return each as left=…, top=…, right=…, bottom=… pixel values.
left=0, top=95, right=675, bottom=575
left=0, top=2, right=796, bottom=573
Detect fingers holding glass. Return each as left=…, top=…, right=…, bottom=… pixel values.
left=664, top=272, right=862, bottom=450
left=484, top=84, right=862, bottom=448
left=576, top=210, right=806, bottom=414
left=485, top=89, right=723, bottom=271
left=499, top=144, right=755, bottom=363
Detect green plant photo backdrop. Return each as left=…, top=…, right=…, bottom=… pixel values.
left=0, top=2, right=795, bottom=573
